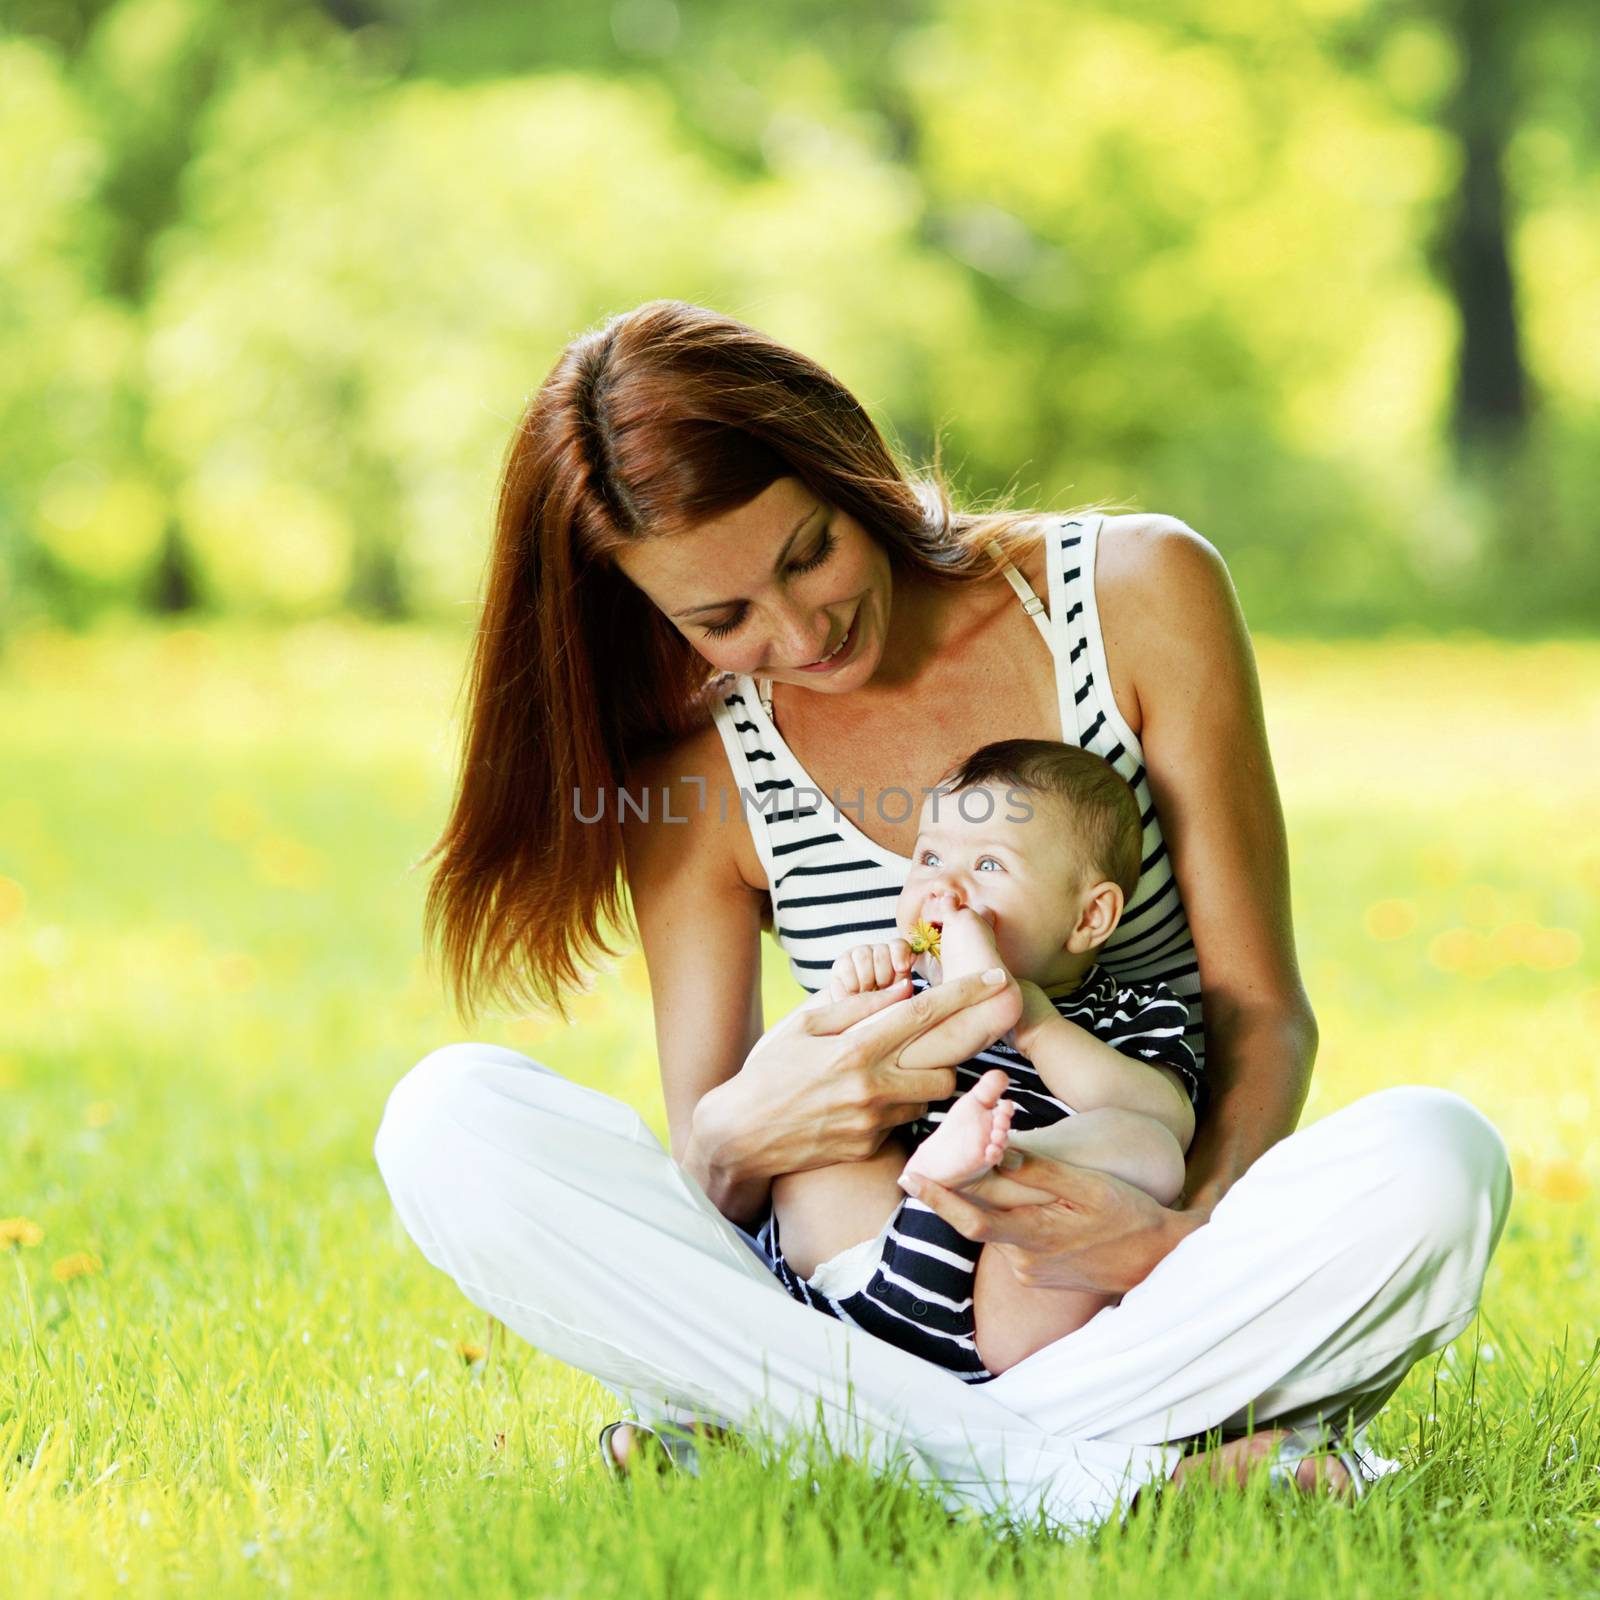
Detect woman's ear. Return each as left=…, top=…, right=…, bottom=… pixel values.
left=1067, top=879, right=1125, bottom=952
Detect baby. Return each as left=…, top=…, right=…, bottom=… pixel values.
left=766, top=738, right=1202, bottom=1381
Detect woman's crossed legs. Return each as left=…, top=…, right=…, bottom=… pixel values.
left=374, top=1044, right=1510, bottom=1533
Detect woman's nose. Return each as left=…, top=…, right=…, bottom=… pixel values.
left=777, top=611, right=830, bottom=667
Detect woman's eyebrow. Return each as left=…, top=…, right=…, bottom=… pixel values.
left=672, top=506, right=820, bottom=618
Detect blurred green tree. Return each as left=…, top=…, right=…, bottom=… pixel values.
left=1, top=0, right=1593, bottom=629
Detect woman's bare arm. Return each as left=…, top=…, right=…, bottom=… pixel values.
left=623, top=726, right=994, bottom=1228
left=621, top=726, right=771, bottom=1220
left=1098, top=514, right=1317, bottom=1214
left=817, top=516, right=1314, bottom=1293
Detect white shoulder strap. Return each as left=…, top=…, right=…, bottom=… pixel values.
left=984, top=539, right=1052, bottom=645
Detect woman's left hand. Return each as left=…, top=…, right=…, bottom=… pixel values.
left=899, top=1152, right=1208, bottom=1297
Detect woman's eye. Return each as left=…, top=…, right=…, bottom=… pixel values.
left=702, top=609, right=746, bottom=639
left=699, top=529, right=832, bottom=639
left=788, top=528, right=835, bottom=574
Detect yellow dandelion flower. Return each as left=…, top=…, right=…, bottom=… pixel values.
left=456, top=1340, right=487, bottom=1364
left=906, top=920, right=942, bottom=960
left=0, top=1217, right=43, bottom=1249
left=50, top=1251, right=102, bottom=1282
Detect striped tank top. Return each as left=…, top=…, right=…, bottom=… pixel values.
left=706, top=513, right=1207, bottom=1072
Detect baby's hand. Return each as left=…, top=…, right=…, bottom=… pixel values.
left=827, top=938, right=916, bottom=1001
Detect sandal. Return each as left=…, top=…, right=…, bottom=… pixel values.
left=596, top=1419, right=700, bottom=1480
left=1266, top=1427, right=1370, bottom=1500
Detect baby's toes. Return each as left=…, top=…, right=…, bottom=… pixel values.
left=986, top=1104, right=1014, bottom=1159
left=974, top=1068, right=1010, bottom=1107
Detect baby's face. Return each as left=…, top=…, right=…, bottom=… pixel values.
left=894, top=782, right=1086, bottom=983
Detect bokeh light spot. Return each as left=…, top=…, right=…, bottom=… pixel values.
left=0, top=876, right=25, bottom=927
left=1363, top=898, right=1417, bottom=941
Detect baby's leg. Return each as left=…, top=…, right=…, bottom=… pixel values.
left=771, top=1136, right=911, bottom=1281
left=1006, top=1107, right=1187, bottom=1207
left=970, top=1111, right=1188, bottom=1376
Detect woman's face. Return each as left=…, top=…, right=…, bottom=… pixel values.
left=613, top=477, right=893, bottom=692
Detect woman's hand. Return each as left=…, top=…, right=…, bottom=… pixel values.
left=692, top=968, right=1023, bottom=1202
left=899, top=1150, right=1207, bottom=1297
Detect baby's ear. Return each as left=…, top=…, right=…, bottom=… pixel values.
left=1071, top=879, right=1125, bottom=951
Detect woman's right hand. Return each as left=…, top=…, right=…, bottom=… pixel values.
left=692, top=967, right=1023, bottom=1192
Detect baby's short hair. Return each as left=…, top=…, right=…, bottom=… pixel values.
left=935, top=738, right=1143, bottom=897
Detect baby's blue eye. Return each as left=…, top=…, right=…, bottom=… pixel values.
left=976, top=857, right=1003, bottom=871
left=919, top=849, right=942, bottom=868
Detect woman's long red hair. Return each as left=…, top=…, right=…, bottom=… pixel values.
left=424, top=299, right=1076, bottom=1020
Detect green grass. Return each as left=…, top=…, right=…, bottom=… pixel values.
left=2, top=620, right=1597, bottom=1597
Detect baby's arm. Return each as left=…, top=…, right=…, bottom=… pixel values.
left=1012, top=980, right=1196, bottom=1149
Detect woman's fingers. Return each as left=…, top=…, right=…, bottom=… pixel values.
left=894, top=1173, right=1002, bottom=1243
left=882, top=973, right=1023, bottom=1074
left=906, top=1156, right=1183, bottom=1295
left=842, top=968, right=1007, bottom=1050
left=800, top=976, right=914, bottom=1035
left=993, top=1152, right=1102, bottom=1201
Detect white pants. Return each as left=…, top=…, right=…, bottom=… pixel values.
left=374, top=1044, right=1511, bottom=1533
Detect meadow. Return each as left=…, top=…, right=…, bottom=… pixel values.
left=1, top=622, right=1597, bottom=1597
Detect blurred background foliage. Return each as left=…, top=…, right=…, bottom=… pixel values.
left=2, top=0, right=1596, bottom=633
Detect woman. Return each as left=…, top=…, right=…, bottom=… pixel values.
left=375, top=300, right=1511, bottom=1529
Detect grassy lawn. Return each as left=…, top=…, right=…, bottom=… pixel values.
left=2, top=621, right=1597, bottom=1596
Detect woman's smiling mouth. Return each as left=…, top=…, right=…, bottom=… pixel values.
left=795, top=609, right=860, bottom=673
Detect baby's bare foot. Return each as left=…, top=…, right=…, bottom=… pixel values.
left=900, top=1069, right=1013, bottom=1191
left=925, top=901, right=1002, bottom=982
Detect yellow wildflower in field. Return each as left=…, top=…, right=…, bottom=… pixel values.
left=456, top=1341, right=487, bottom=1363
left=0, top=1217, right=43, bottom=1248
left=51, top=1251, right=102, bottom=1282
left=906, top=920, right=942, bottom=960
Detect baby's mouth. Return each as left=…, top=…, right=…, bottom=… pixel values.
left=924, top=902, right=997, bottom=933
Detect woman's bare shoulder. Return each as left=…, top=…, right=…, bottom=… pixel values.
left=626, top=711, right=768, bottom=894
left=1097, top=511, right=1223, bottom=591
left=1094, top=513, right=1243, bottom=739
left=1097, top=512, right=1236, bottom=636
left=1009, top=511, right=1223, bottom=609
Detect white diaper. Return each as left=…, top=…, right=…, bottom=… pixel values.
left=806, top=1212, right=897, bottom=1300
